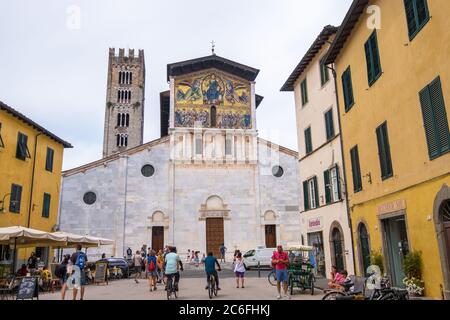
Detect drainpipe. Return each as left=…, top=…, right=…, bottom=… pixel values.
left=27, top=133, right=42, bottom=228
left=328, top=65, right=357, bottom=275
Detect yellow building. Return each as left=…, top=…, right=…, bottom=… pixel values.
left=0, top=101, right=72, bottom=267
left=325, top=0, right=450, bottom=299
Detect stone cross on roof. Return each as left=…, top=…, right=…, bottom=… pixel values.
left=211, top=40, right=216, bottom=55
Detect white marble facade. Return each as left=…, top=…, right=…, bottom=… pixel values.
left=58, top=136, right=300, bottom=260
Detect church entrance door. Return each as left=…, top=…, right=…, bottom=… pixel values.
left=265, top=225, right=277, bottom=248
left=206, top=218, right=224, bottom=257
left=152, top=226, right=164, bottom=252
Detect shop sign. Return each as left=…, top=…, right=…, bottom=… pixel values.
left=377, top=199, right=406, bottom=215
left=307, top=217, right=323, bottom=231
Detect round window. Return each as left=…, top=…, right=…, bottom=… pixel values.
left=141, top=164, right=155, bottom=177
left=272, top=166, right=284, bottom=178
left=83, top=192, right=96, bottom=205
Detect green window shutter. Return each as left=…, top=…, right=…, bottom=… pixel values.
left=45, top=147, right=54, bottom=172
left=350, top=146, right=362, bottom=193
left=404, top=0, right=417, bottom=37
left=305, top=127, right=312, bottom=154
left=10, top=184, right=22, bottom=213
left=429, top=77, right=450, bottom=155
left=313, top=176, right=319, bottom=207
left=324, top=170, right=331, bottom=204
left=365, top=41, right=373, bottom=85
left=420, top=85, right=439, bottom=158
left=42, top=193, right=51, bottom=218
left=416, top=0, right=429, bottom=26
left=320, top=57, right=329, bottom=86
left=301, top=79, right=308, bottom=106
left=376, top=122, right=393, bottom=179
left=335, top=164, right=342, bottom=200
left=342, top=67, right=354, bottom=111
left=325, top=110, right=335, bottom=140
left=303, top=181, right=309, bottom=211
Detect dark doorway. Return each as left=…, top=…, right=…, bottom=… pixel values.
left=265, top=225, right=277, bottom=248
left=382, top=215, right=409, bottom=287
left=331, top=228, right=345, bottom=272
left=210, top=106, right=217, bottom=127
left=308, top=232, right=326, bottom=277
left=359, top=223, right=371, bottom=276
left=151, top=226, right=164, bottom=252
left=441, top=200, right=450, bottom=272
left=206, top=218, right=224, bottom=257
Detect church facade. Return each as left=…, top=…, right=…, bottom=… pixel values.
left=58, top=51, right=301, bottom=259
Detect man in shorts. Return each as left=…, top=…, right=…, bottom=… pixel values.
left=271, top=245, right=290, bottom=299
left=70, top=244, right=88, bottom=300
left=164, top=246, right=183, bottom=292
left=204, top=252, right=222, bottom=290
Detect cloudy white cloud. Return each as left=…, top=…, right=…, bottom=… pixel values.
left=0, top=0, right=352, bottom=170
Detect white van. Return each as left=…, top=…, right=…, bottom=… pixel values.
left=242, top=246, right=276, bottom=269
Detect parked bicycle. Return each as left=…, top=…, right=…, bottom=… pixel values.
left=268, top=269, right=277, bottom=286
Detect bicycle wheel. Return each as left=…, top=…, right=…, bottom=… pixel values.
left=208, top=277, right=214, bottom=299
left=322, top=291, right=346, bottom=300
left=167, top=278, right=172, bottom=300
left=268, top=271, right=277, bottom=286
left=310, top=275, right=315, bottom=295
left=213, top=279, right=218, bottom=297
left=378, top=292, right=395, bottom=300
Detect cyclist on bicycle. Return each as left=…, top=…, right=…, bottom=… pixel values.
left=164, top=246, right=183, bottom=291
left=204, top=252, right=222, bottom=290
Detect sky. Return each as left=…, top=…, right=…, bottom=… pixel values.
left=0, top=0, right=353, bottom=170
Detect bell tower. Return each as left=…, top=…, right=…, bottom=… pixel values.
left=102, top=48, right=145, bottom=158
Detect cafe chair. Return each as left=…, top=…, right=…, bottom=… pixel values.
left=0, top=275, right=17, bottom=300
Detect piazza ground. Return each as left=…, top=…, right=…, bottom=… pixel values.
left=40, top=263, right=328, bottom=300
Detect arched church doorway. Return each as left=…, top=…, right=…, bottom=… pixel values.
left=206, top=218, right=224, bottom=257
left=152, top=226, right=164, bottom=252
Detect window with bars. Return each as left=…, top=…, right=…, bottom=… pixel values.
left=42, top=193, right=51, bottom=218
left=9, top=184, right=22, bottom=213
left=303, top=177, right=319, bottom=211
left=419, top=76, right=450, bottom=160
left=350, top=146, right=363, bottom=193
left=116, top=113, right=130, bottom=127
left=304, top=127, right=312, bottom=155
left=116, top=134, right=128, bottom=147
left=376, top=121, right=394, bottom=180
left=342, top=67, right=355, bottom=112
left=365, top=31, right=382, bottom=86
left=119, top=71, right=133, bottom=85
left=324, top=109, right=335, bottom=141
left=117, top=90, right=132, bottom=104
left=45, top=147, right=54, bottom=172
left=16, top=132, right=31, bottom=160
left=404, top=0, right=430, bottom=40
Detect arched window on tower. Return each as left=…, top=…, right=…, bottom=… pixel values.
left=117, top=113, right=121, bottom=126
left=125, top=114, right=130, bottom=127
left=129, top=72, right=132, bottom=84
left=121, top=113, right=125, bottom=127
left=117, top=90, right=121, bottom=103
left=116, top=134, right=120, bottom=147
left=128, top=90, right=132, bottom=103
left=124, top=135, right=128, bottom=147
left=210, top=106, right=217, bottom=127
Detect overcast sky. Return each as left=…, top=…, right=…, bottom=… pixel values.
left=0, top=0, right=352, bottom=170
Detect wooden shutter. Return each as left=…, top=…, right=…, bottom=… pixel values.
left=365, top=41, right=373, bottom=85
left=370, top=33, right=381, bottom=79
left=342, top=68, right=354, bottom=111
left=350, top=146, right=362, bottom=192
left=325, top=110, right=334, bottom=140
left=46, top=148, right=54, bottom=172
left=10, top=184, right=22, bottom=213
left=42, top=193, right=51, bottom=218
left=313, top=176, right=319, bottom=208
left=420, top=85, right=439, bottom=158
left=404, top=0, right=417, bottom=37
left=303, top=181, right=309, bottom=211
left=416, top=0, right=429, bottom=27
left=429, top=77, right=450, bottom=155
left=305, top=128, right=312, bottom=154
left=376, top=123, right=393, bottom=179
left=324, top=170, right=331, bottom=204
left=336, top=164, right=342, bottom=200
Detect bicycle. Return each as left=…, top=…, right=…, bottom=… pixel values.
left=207, top=273, right=218, bottom=299
left=268, top=269, right=277, bottom=286
left=166, top=273, right=178, bottom=300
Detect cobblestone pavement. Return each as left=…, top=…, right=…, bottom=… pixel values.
left=40, top=263, right=327, bottom=300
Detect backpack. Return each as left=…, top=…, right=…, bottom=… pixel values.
left=75, top=252, right=86, bottom=270
left=148, top=257, right=156, bottom=272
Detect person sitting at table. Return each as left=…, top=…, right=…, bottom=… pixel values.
left=16, top=264, right=28, bottom=277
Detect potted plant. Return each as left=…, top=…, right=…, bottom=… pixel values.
left=402, top=250, right=425, bottom=296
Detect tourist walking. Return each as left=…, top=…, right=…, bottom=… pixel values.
left=146, top=250, right=158, bottom=292
left=133, top=250, right=143, bottom=283
left=219, top=244, right=227, bottom=263
left=70, top=244, right=88, bottom=300
left=57, top=254, right=70, bottom=300
left=271, top=245, right=290, bottom=299
left=156, top=250, right=164, bottom=283
left=234, top=252, right=245, bottom=288
left=194, top=251, right=200, bottom=267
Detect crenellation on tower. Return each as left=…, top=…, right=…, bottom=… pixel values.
left=102, top=47, right=146, bottom=157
